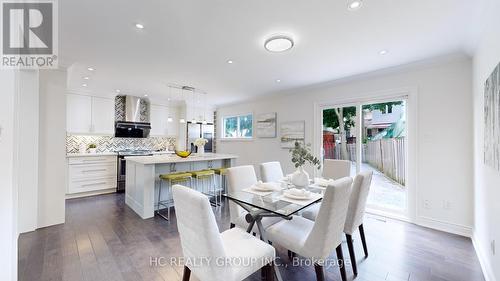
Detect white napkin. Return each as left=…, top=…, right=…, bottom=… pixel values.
left=286, top=188, right=311, bottom=198
left=252, top=181, right=281, bottom=191
left=314, top=177, right=334, bottom=187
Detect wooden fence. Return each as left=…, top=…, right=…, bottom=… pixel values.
left=365, top=138, right=406, bottom=185
left=324, top=137, right=406, bottom=185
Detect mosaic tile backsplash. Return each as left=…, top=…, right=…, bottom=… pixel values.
left=66, top=135, right=176, bottom=153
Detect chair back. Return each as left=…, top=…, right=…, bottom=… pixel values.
left=172, top=185, right=228, bottom=281
left=344, top=171, right=373, bottom=234
left=303, top=177, right=353, bottom=259
left=323, top=159, right=351, bottom=180
left=227, top=165, right=258, bottom=223
left=260, top=161, right=284, bottom=182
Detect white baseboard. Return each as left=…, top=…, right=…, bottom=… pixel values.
left=65, top=188, right=116, bottom=199
left=416, top=216, right=472, bottom=237
left=472, top=232, right=497, bottom=281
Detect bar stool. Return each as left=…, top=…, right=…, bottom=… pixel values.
left=213, top=168, right=228, bottom=205
left=157, top=172, right=193, bottom=220
left=190, top=169, right=217, bottom=206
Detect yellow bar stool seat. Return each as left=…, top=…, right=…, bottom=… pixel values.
left=157, top=172, right=193, bottom=221
left=160, top=172, right=193, bottom=181
left=213, top=168, right=228, bottom=175
left=191, top=169, right=217, bottom=206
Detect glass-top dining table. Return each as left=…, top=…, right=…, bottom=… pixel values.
left=223, top=182, right=326, bottom=280
left=224, top=184, right=326, bottom=231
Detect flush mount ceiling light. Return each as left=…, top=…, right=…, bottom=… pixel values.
left=135, top=23, right=144, bottom=29
left=264, top=35, right=294, bottom=53
left=348, top=0, right=363, bottom=11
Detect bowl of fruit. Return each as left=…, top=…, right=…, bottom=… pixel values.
left=175, top=150, right=192, bottom=158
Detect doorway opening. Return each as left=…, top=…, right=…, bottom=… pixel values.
left=321, top=98, right=408, bottom=215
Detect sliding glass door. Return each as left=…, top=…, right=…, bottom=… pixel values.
left=321, top=97, right=408, bottom=216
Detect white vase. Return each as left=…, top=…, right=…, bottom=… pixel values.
left=197, top=145, right=205, bottom=154
left=291, top=166, right=310, bottom=188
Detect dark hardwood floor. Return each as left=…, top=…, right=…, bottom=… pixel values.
left=18, top=193, right=485, bottom=281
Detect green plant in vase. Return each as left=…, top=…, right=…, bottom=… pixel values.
left=289, top=141, right=321, bottom=187
left=88, top=143, right=97, bottom=153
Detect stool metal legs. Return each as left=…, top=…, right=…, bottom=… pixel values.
left=156, top=177, right=192, bottom=221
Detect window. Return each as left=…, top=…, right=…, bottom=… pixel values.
left=223, top=114, right=253, bottom=139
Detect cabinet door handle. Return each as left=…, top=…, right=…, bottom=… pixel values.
left=82, top=169, right=107, bottom=173
left=82, top=182, right=107, bottom=187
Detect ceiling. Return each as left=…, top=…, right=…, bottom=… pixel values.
left=60, top=0, right=483, bottom=106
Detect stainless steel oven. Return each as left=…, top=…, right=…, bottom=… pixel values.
left=116, top=150, right=153, bottom=192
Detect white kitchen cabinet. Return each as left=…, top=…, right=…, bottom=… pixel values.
left=166, top=106, right=179, bottom=136
left=150, top=104, right=179, bottom=137
left=67, top=155, right=117, bottom=196
left=91, top=97, right=115, bottom=134
left=150, top=104, right=169, bottom=136
left=66, top=94, right=115, bottom=135
left=66, top=94, right=92, bottom=134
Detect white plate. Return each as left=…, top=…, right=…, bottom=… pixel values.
left=284, top=192, right=312, bottom=200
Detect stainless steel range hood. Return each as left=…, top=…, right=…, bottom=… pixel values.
left=115, top=95, right=151, bottom=138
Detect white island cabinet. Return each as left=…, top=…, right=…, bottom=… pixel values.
left=125, top=153, right=237, bottom=219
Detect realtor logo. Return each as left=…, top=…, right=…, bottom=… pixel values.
left=1, top=0, right=58, bottom=69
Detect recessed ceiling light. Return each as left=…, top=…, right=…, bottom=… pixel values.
left=179, top=118, right=186, bottom=124
left=348, top=0, right=363, bottom=11
left=83, top=76, right=89, bottom=80
left=227, top=60, right=233, bottom=64
left=264, top=35, right=294, bottom=53
left=144, top=94, right=148, bottom=97
left=135, top=23, right=144, bottom=29
left=87, top=67, right=94, bottom=71
left=115, top=89, right=121, bottom=93
left=82, top=83, right=87, bottom=87
left=379, top=50, right=388, bottom=55
left=276, top=79, right=281, bottom=83
left=167, top=117, right=173, bottom=122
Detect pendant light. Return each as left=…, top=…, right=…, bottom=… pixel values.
left=191, top=89, right=197, bottom=124
left=179, top=88, right=186, bottom=124
left=167, top=86, right=173, bottom=122
left=202, top=92, right=208, bottom=124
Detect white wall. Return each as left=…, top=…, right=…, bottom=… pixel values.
left=472, top=0, right=500, bottom=280
left=0, top=70, right=18, bottom=281
left=217, top=55, right=474, bottom=236
left=38, top=70, right=67, bottom=228
left=16, top=70, right=40, bottom=233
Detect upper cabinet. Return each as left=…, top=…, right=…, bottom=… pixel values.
left=91, top=97, right=115, bottom=135
left=66, top=94, right=115, bottom=135
left=66, top=94, right=92, bottom=134
left=150, top=104, right=179, bottom=137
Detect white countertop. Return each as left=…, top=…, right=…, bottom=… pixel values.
left=66, top=152, right=117, bottom=158
left=125, top=153, right=238, bottom=165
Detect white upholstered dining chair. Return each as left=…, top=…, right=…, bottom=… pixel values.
left=260, top=161, right=284, bottom=183
left=322, top=159, right=351, bottom=180
left=172, top=184, right=276, bottom=281
left=302, top=171, right=373, bottom=276
left=265, top=177, right=353, bottom=281
left=226, top=165, right=281, bottom=231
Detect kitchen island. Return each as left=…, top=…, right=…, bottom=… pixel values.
left=125, top=153, right=238, bottom=219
